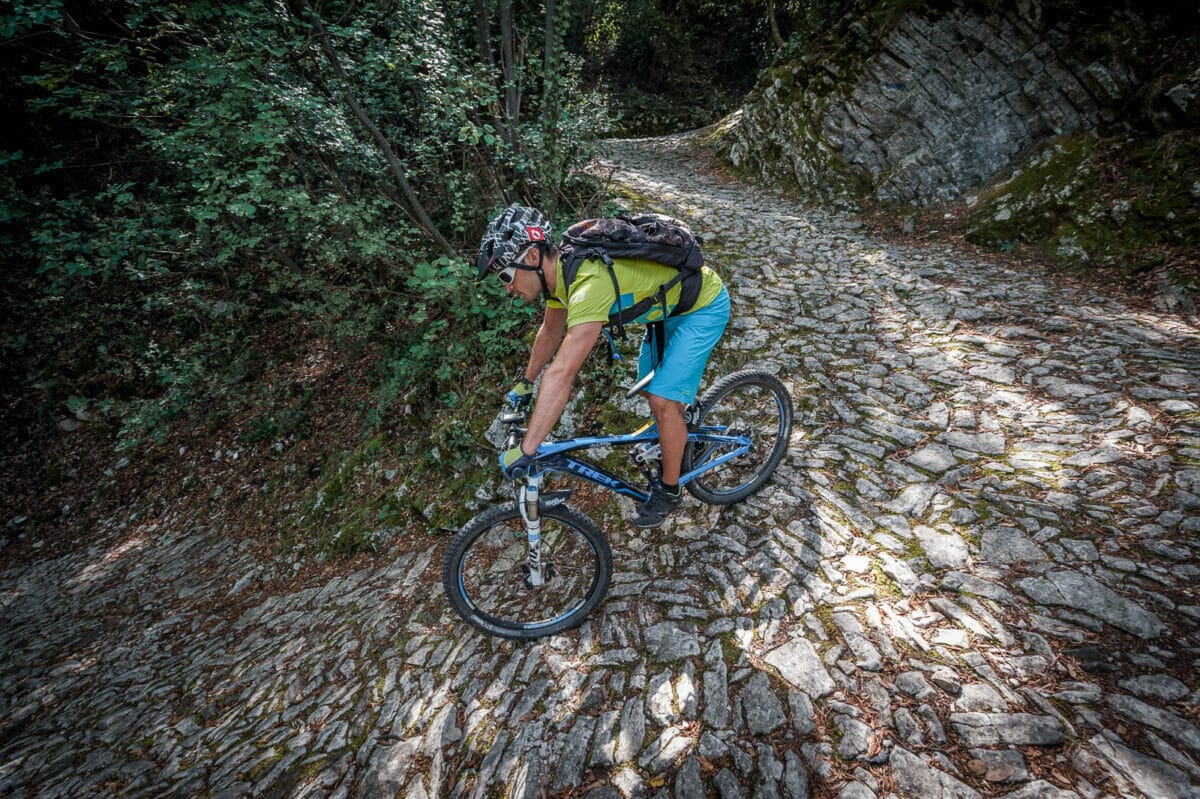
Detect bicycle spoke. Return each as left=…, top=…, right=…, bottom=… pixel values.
left=454, top=513, right=604, bottom=633
left=684, top=371, right=793, bottom=504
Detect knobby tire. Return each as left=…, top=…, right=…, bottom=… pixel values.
left=683, top=369, right=793, bottom=504
left=442, top=503, right=612, bottom=640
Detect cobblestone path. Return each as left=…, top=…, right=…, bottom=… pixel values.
left=3, top=134, right=1200, bottom=799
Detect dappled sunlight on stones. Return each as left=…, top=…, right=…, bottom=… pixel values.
left=3, top=133, right=1200, bottom=798
left=906, top=442, right=959, bottom=472
left=1118, top=673, right=1191, bottom=702
left=949, top=712, right=1066, bottom=747
left=1015, top=570, right=1168, bottom=638
left=67, top=533, right=150, bottom=589
left=890, top=745, right=982, bottom=799
left=1088, top=735, right=1200, bottom=799
left=979, top=526, right=1046, bottom=565
left=1000, top=780, right=1083, bottom=799
left=762, top=636, right=835, bottom=699
left=643, top=620, right=700, bottom=662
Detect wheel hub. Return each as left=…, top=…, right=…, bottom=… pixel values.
left=521, top=561, right=556, bottom=589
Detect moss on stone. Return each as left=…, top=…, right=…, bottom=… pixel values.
left=722, top=1, right=1198, bottom=304
left=724, top=86, right=865, bottom=209
left=965, top=130, right=1200, bottom=283
left=964, top=134, right=1098, bottom=250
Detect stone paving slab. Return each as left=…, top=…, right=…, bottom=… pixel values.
left=2, top=132, right=1199, bottom=797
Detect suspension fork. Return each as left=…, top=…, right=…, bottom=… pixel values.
left=518, top=474, right=545, bottom=586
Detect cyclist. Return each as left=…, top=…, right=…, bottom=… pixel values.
left=477, top=204, right=731, bottom=528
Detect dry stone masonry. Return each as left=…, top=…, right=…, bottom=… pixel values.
left=2, top=132, right=1199, bottom=798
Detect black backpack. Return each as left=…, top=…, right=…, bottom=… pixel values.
left=559, top=214, right=705, bottom=352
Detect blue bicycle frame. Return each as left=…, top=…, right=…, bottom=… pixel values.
left=500, top=370, right=755, bottom=592
left=528, top=422, right=754, bottom=503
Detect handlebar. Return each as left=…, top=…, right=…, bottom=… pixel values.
left=497, top=368, right=656, bottom=459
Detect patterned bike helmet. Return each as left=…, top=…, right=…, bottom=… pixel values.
left=476, top=204, right=553, bottom=280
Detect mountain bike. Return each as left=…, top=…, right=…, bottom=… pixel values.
left=441, top=368, right=793, bottom=639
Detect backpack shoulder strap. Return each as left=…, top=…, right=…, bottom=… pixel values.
left=559, top=245, right=631, bottom=338
left=559, top=214, right=706, bottom=337
left=559, top=246, right=585, bottom=294
left=672, top=271, right=703, bottom=317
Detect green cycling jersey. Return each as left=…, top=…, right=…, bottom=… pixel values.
left=547, top=256, right=724, bottom=329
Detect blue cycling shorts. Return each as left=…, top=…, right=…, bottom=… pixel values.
left=638, top=286, right=731, bottom=405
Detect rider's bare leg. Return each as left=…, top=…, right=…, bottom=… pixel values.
left=647, top=393, right=687, bottom=485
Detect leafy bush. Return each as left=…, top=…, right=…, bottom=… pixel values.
left=1, top=0, right=607, bottom=457
left=366, top=256, right=536, bottom=430
left=0, top=0, right=621, bottom=562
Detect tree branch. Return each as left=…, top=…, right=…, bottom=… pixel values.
left=297, top=0, right=456, bottom=258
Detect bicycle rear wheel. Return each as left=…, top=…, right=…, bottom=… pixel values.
left=682, top=370, right=793, bottom=505
left=442, top=503, right=612, bottom=640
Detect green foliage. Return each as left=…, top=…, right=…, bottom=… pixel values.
left=605, top=83, right=744, bottom=137
left=0, top=0, right=621, bottom=560
left=578, top=0, right=766, bottom=90
left=294, top=434, right=395, bottom=558
left=365, top=257, right=535, bottom=431
left=755, top=0, right=917, bottom=102
left=244, top=385, right=315, bottom=445
left=570, top=0, right=768, bottom=136
left=1, top=0, right=608, bottom=459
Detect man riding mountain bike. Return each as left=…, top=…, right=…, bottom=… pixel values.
left=476, top=204, right=731, bottom=528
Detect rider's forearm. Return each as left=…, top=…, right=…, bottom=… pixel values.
left=520, top=320, right=602, bottom=455
left=521, top=362, right=576, bottom=454
left=523, top=309, right=567, bottom=383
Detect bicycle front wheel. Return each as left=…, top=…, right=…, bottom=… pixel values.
left=442, top=503, right=612, bottom=640
left=683, top=370, right=794, bottom=505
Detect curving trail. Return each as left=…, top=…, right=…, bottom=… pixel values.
left=3, top=133, right=1199, bottom=799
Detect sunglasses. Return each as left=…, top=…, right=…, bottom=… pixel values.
left=494, top=245, right=537, bottom=284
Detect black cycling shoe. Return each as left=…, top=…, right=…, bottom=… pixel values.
left=631, top=484, right=683, bottom=529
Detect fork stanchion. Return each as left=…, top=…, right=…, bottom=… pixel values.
left=519, top=475, right=545, bottom=587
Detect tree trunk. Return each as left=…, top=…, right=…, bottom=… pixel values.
left=768, top=0, right=785, bottom=50
left=499, top=0, right=520, bottom=149
left=542, top=0, right=558, bottom=216
left=543, top=0, right=556, bottom=98
left=473, top=0, right=513, bottom=202
left=474, top=0, right=494, bottom=70
left=299, top=0, right=455, bottom=257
